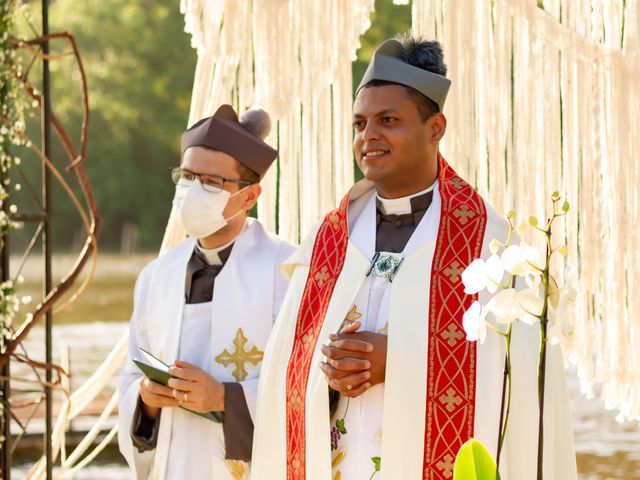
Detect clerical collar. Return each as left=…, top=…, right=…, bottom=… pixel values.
left=376, top=182, right=437, bottom=215
left=195, top=239, right=234, bottom=266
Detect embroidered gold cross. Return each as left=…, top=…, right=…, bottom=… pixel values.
left=215, top=328, right=264, bottom=381
left=339, top=304, right=365, bottom=334
left=441, top=323, right=464, bottom=346
left=315, top=266, right=330, bottom=287
left=225, top=460, right=247, bottom=480
left=345, top=305, right=362, bottom=322
left=443, top=261, right=464, bottom=283
left=436, top=454, right=455, bottom=478
left=450, top=176, right=465, bottom=190
left=439, top=387, right=462, bottom=412
left=453, top=205, right=475, bottom=225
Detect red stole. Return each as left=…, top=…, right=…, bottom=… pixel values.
left=285, top=156, right=487, bottom=480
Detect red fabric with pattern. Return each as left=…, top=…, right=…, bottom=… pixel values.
left=285, top=192, right=351, bottom=480
left=284, top=156, right=487, bottom=480
left=422, top=155, right=487, bottom=479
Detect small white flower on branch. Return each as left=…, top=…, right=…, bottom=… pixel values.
left=484, top=254, right=505, bottom=293
left=489, top=238, right=501, bottom=254
left=462, top=301, right=488, bottom=343
left=462, top=259, right=488, bottom=294
left=486, top=288, right=521, bottom=325
left=515, top=288, right=543, bottom=324
left=501, top=244, right=526, bottom=275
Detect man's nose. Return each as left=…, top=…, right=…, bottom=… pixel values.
left=362, top=121, right=380, bottom=142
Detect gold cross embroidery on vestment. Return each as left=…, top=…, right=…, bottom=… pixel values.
left=215, top=328, right=264, bottom=381
left=436, top=454, right=455, bottom=478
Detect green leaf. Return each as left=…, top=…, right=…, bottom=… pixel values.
left=562, top=201, right=570, bottom=213
left=552, top=191, right=560, bottom=200
left=528, top=216, right=538, bottom=227
left=371, top=457, right=381, bottom=472
left=454, top=438, right=501, bottom=480
left=336, top=418, right=347, bottom=435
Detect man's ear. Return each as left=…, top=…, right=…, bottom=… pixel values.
left=429, top=112, right=447, bottom=143
left=243, top=183, right=262, bottom=211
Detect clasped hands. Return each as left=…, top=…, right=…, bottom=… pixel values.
left=139, top=360, right=225, bottom=420
left=320, top=320, right=387, bottom=398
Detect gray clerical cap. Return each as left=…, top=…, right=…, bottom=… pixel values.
left=356, top=39, right=451, bottom=112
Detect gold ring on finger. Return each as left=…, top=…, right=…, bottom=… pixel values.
left=346, top=384, right=353, bottom=391
left=183, top=392, right=188, bottom=402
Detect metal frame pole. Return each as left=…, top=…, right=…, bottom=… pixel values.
left=1, top=203, right=11, bottom=480
left=41, top=0, right=53, bottom=478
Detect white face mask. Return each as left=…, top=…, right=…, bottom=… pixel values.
left=174, top=180, right=247, bottom=239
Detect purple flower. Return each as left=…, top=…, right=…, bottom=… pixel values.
left=330, top=425, right=341, bottom=450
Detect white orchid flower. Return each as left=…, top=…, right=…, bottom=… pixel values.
left=501, top=244, right=526, bottom=275
left=486, top=288, right=522, bottom=324
left=489, top=238, right=501, bottom=254
left=515, top=288, right=543, bottom=324
left=484, top=254, right=505, bottom=293
left=462, top=301, right=488, bottom=343
left=522, top=243, right=545, bottom=273
left=462, top=259, right=488, bottom=294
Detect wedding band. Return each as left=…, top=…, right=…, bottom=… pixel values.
left=346, top=384, right=353, bottom=391
left=183, top=392, right=188, bottom=402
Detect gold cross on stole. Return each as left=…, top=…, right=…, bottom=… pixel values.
left=215, top=328, right=264, bottom=381
left=436, top=454, right=455, bottom=477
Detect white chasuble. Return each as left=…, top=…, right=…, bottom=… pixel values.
left=251, top=158, right=577, bottom=480
left=118, top=219, right=294, bottom=480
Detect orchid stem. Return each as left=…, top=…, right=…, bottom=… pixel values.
left=496, top=323, right=513, bottom=472
left=536, top=226, right=552, bottom=480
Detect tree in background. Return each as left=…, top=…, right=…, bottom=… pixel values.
left=13, top=0, right=409, bottom=251
left=14, top=0, right=196, bottom=250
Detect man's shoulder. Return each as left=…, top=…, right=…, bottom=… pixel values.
left=137, top=238, right=195, bottom=279
left=244, top=218, right=296, bottom=253
left=482, top=199, right=508, bottom=230
left=477, top=198, right=511, bottom=248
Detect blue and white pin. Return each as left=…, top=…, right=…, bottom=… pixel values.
left=366, top=252, right=404, bottom=282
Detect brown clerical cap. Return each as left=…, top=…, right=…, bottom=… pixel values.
left=181, top=105, right=278, bottom=178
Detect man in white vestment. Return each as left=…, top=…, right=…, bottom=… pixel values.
left=251, top=35, right=578, bottom=480
left=118, top=105, right=295, bottom=480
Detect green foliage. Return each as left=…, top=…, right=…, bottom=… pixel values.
left=454, top=438, right=501, bottom=480
left=14, top=0, right=196, bottom=250
left=7, top=0, right=411, bottom=249
left=352, top=0, right=412, bottom=93
left=1, top=0, right=26, bottom=247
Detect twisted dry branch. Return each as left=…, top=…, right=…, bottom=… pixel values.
left=0, top=31, right=101, bottom=368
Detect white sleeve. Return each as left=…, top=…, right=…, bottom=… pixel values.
left=272, top=241, right=297, bottom=322
left=117, top=264, right=156, bottom=479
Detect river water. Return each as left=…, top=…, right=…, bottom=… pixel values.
left=7, top=255, right=640, bottom=479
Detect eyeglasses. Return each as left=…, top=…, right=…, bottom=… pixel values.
left=170, top=167, right=253, bottom=193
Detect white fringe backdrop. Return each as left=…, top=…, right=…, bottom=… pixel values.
left=177, top=0, right=375, bottom=243
left=413, top=0, right=640, bottom=422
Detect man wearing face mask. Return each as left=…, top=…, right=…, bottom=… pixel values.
left=118, top=105, right=295, bottom=480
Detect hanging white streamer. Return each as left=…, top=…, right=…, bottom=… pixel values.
left=175, top=0, right=375, bottom=244
left=413, top=0, right=640, bottom=422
